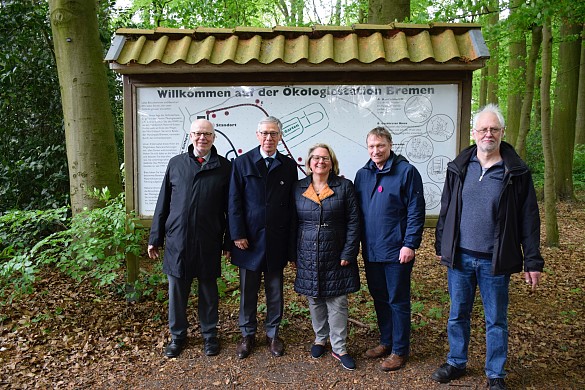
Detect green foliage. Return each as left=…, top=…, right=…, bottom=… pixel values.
left=573, top=145, right=585, bottom=192
left=0, top=189, right=146, bottom=302
left=0, top=1, right=69, bottom=211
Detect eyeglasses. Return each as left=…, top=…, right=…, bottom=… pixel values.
left=191, top=131, right=214, bottom=138
left=311, top=155, right=331, bottom=162
left=258, top=131, right=280, bottom=139
left=474, top=127, right=503, bottom=135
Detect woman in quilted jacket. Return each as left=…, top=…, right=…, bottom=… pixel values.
left=292, top=143, right=360, bottom=370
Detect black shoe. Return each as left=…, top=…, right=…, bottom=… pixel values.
left=431, top=363, right=466, bottom=383
left=311, top=343, right=326, bottom=359
left=266, top=336, right=284, bottom=357
left=204, top=336, right=220, bottom=356
left=164, top=338, right=186, bottom=358
left=488, top=378, right=507, bottom=390
left=236, top=335, right=255, bottom=359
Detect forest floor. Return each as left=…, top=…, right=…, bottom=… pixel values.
left=1, top=198, right=584, bottom=389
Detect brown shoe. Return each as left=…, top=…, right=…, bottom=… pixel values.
left=380, top=353, right=408, bottom=371
left=365, top=344, right=391, bottom=359
left=266, top=336, right=284, bottom=357
left=236, top=335, right=255, bottom=359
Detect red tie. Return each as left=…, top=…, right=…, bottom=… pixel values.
left=197, top=157, right=204, bottom=164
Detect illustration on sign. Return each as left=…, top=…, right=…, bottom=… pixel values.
left=136, top=84, right=459, bottom=217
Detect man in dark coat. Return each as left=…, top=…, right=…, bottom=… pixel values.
left=148, top=119, right=231, bottom=358
left=354, top=126, right=425, bottom=372
left=431, top=104, right=543, bottom=390
left=228, top=116, right=298, bottom=359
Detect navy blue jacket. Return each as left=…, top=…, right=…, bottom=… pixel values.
left=354, top=152, right=426, bottom=263
left=228, top=146, right=298, bottom=272
left=292, top=175, right=360, bottom=298
left=149, top=145, right=231, bottom=279
left=435, top=142, right=544, bottom=275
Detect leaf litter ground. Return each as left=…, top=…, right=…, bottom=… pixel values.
left=1, top=198, right=584, bottom=389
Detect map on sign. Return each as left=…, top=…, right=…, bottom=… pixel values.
left=136, top=84, right=459, bottom=218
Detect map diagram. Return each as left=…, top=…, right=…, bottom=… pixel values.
left=136, top=85, right=459, bottom=217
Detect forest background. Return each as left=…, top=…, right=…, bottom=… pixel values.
left=0, top=0, right=584, bottom=388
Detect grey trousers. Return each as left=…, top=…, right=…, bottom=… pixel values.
left=307, top=295, right=349, bottom=355
left=238, top=267, right=284, bottom=338
left=167, top=274, right=219, bottom=340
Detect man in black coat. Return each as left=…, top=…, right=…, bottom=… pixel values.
left=148, top=119, right=231, bottom=358
left=228, top=116, right=298, bottom=359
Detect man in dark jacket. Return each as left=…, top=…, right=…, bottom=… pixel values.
left=354, top=127, right=426, bottom=372
left=432, top=104, right=544, bottom=390
left=148, top=119, right=231, bottom=358
left=229, top=116, right=298, bottom=359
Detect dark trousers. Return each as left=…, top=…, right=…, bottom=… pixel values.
left=238, top=267, right=284, bottom=338
left=364, top=260, right=414, bottom=356
left=167, top=274, right=219, bottom=340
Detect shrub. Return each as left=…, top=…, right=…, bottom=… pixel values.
left=0, top=188, right=145, bottom=302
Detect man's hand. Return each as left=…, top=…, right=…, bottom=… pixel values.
left=147, top=245, right=159, bottom=259
left=524, top=271, right=542, bottom=291
left=340, top=260, right=349, bottom=266
left=399, top=247, right=415, bottom=264
left=234, top=238, right=249, bottom=250
left=222, top=250, right=231, bottom=260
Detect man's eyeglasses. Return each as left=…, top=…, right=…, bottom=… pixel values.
left=258, top=131, right=280, bottom=139
left=311, top=155, right=331, bottom=162
left=474, top=127, right=503, bottom=135
left=191, top=131, right=214, bottom=138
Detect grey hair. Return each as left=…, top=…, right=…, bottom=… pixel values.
left=366, top=126, right=392, bottom=144
left=472, top=103, right=505, bottom=129
left=257, top=116, right=283, bottom=133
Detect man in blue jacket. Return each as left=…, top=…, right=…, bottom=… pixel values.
left=355, top=126, right=426, bottom=371
left=148, top=119, right=231, bottom=358
left=432, top=104, right=543, bottom=390
left=228, top=116, right=298, bottom=359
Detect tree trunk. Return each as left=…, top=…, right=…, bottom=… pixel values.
left=486, top=0, right=499, bottom=104
left=516, top=26, right=543, bottom=158
left=505, top=0, right=527, bottom=149
left=551, top=20, right=581, bottom=200
left=575, top=27, right=585, bottom=145
left=541, top=19, right=559, bottom=247
left=479, top=67, right=488, bottom=107
left=368, top=0, right=410, bottom=23
left=48, top=0, right=122, bottom=214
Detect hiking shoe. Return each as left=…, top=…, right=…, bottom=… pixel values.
left=431, top=363, right=466, bottom=383
left=488, top=378, right=507, bottom=390
left=331, top=351, right=356, bottom=371
left=311, top=343, right=326, bottom=359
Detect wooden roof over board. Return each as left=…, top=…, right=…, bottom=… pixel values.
left=105, top=23, right=489, bottom=74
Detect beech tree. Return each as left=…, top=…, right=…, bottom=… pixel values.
left=48, top=0, right=122, bottom=214
left=541, top=18, right=559, bottom=247
left=368, top=0, right=410, bottom=23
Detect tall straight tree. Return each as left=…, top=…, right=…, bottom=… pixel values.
left=368, top=0, right=410, bottom=23
left=515, top=25, right=543, bottom=158
left=485, top=0, right=499, bottom=104
left=49, top=0, right=122, bottom=214
left=541, top=19, right=559, bottom=247
left=575, top=28, right=585, bottom=145
left=551, top=19, right=581, bottom=200
left=505, top=0, right=527, bottom=149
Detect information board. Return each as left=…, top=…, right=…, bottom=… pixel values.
left=136, top=84, right=459, bottom=218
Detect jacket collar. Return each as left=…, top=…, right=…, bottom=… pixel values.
left=450, top=141, right=528, bottom=177
left=298, top=174, right=342, bottom=188
left=362, top=151, right=407, bottom=173
left=188, top=144, right=221, bottom=169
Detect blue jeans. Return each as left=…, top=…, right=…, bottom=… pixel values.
left=447, top=252, right=510, bottom=379
left=365, top=260, right=414, bottom=356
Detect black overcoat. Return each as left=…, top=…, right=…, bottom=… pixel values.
left=228, top=146, right=298, bottom=272
left=149, top=145, right=231, bottom=279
